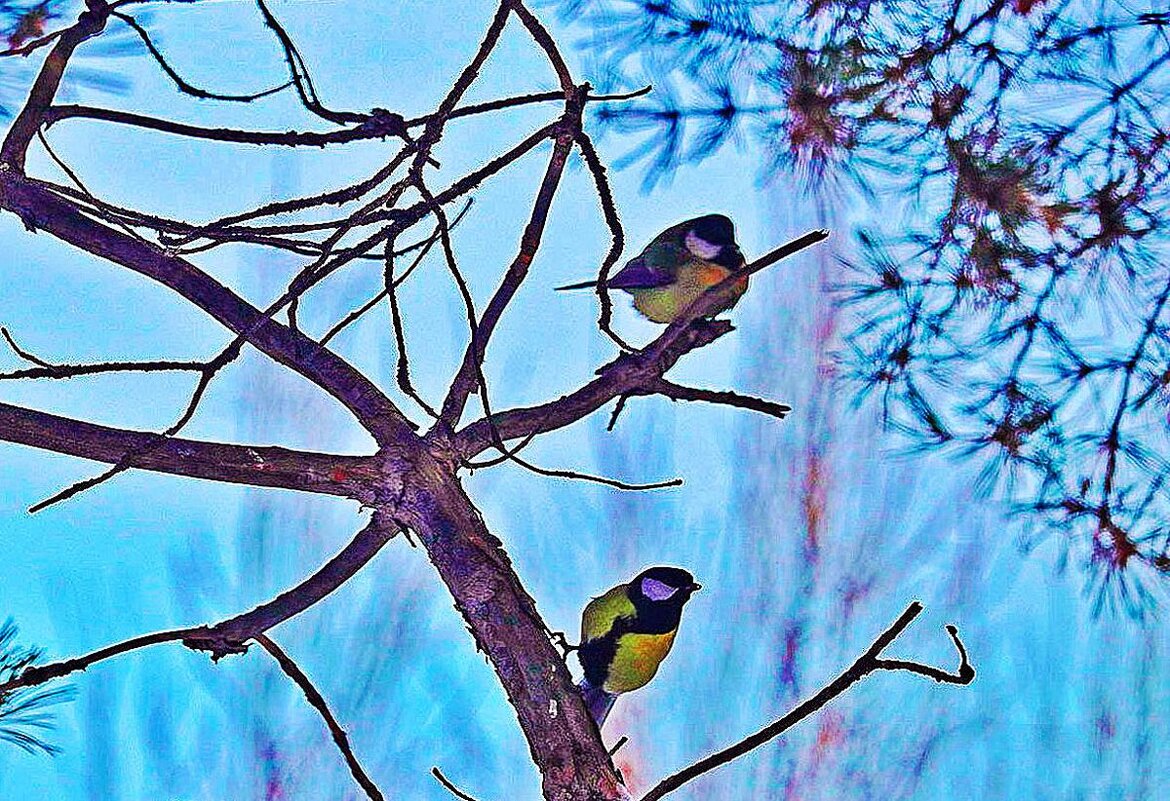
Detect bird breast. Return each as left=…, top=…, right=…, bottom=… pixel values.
left=603, top=630, right=678, bottom=694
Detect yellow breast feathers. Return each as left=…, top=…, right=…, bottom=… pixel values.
left=604, top=630, right=678, bottom=693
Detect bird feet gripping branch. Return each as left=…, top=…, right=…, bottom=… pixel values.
left=548, top=629, right=579, bottom=662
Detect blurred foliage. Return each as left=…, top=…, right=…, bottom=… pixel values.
left=551, top=0, right=1170, bottom=614
left=1, top=0, right=133, bottom=118
left=0, top=618, right=74, bottom=755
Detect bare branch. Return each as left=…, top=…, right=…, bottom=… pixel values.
left=0, top=3, right=110, bottom=169
left=574, top=128, right=634, bottom=353
left=637, top=602, right=974, bottom=801
left=438, top=89, right=584, bottom=426
left=1, top=326, right=204, bottom=380
left=184, top=515, right=399, bottom=658
left=0, top=172, right=416, bottom=445
left=651, top=379, right=792, bottom=420
left=454, top=320, right=735, bottom=459
left=0, top=400, right=377, bottom=498
left=0, top=515, right=397, bottom=694
left=453, top=231, right=827, bottom=458
left=255, top=634, right=385, bottom=801
left=112, top=11, right=293, bottom=102
left=43, top=104, right=408, bottom=147
left=255, top=0, right=371, bottom=127
left=319, top=200, right=474, bottom=347
left=432, top=767, right=484, bottom=801
left=384, top=238, right=440, bottom=419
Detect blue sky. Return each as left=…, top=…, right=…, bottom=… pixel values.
left=1, top=1, right=1166, bottom=799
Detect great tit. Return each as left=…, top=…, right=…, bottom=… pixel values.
left=576, top=566, right=701, bottom=727
left=556, top=214, right=748, bottom=323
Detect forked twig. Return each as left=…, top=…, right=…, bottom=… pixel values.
left=637, top=601, right=974, bottom=801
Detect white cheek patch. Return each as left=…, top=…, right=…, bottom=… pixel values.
left=642, top=577, right=678, bottom=601
left=685, top=230, right=723, bottom=260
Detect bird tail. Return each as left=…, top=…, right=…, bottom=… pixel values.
left=577, top=678, right=617, bottom=727
left=555, top=279, right=600, bottom=291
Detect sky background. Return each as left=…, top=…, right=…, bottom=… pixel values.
left=0, top=1, right=1166, bottom=799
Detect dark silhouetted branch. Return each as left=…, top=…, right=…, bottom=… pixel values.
left=432, top=767, right=483, bottom=801
left=0, top=515, right=397, bottom=694
left=637, top=602, right=974, bottom=801
left=255, top=634, right=385, bottom=801
left=0, top=400, right=377, bottom=499
left=43, top=104, right=408, bottom=147
left=112, top=11, right=293, bottom=102
left=652, top=379, right=792, bottom=421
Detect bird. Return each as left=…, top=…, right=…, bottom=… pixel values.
left=556, top=214, right=748, bottom=323
left=576, top=566, right=701, bottom=727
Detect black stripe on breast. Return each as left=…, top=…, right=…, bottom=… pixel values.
left=578, top=630, right=619, bottom=687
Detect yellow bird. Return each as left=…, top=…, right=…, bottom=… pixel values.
left=576, top=566, right=701, bottom=726
left=556, top=214, right=748, bottom=323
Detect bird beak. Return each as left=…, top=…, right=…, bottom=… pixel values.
left=688, top=582, right=702, bottom=592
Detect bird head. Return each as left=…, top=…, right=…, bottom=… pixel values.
left=631, top=566, right=702, bottom=606
left=683, top=214, right=743, bottom=269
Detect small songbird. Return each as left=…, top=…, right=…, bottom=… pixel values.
left=577, top=566, right=701, bottom=727
left=556, top=214, right=748, bottom=323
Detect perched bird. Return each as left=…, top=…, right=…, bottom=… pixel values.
left=556, top=214, right=748, bottom=323
left=577, top=566, right=701, bottom=727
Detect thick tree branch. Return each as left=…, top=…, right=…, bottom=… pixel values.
left=637, top=602, right=974, bottom=801
left=0, top=171, right=416, bottom=445
left=0, top=400, right=377, bottom=499
left=397, top=451, right=624, bottom=801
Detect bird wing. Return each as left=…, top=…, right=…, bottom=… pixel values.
left=578, top=587, right=635, bottom=688
left=606, top=234, right=692, bottom=289
left=580, top=586, right=636, bottom=641
left=605, top=256, right=674, bottom=289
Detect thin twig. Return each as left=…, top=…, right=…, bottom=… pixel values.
left=431, top=767, right=483, bottom=801
left=653, top=379, right=792, bottom=420
left=113, top=11, right=293, bottom=102
left=384, top=237, right=439, bottom=418
left=319, top=200, right=473, bottom=347
left=637, top=602, right=974, bottom=801
left=255, top=634, right=385, bottom=801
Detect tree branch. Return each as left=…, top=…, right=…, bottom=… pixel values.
left=43, top=104, right=407, bottom=147
left=0, top=400, right=377, bottom=499
left=637, top=601, right=974, bottom=801
left=438, top=89, right=584, bottom=427
left=0, top=171, right=416, bottom=446
left=0, top=4, right=110, bottom=169
left=650, top=379, right=792, bottom=420
left=254, top=634, right=385, bottom=801
left=452, top=231, right=827, bottom=457
left=397, top=453, right=625, bottom=801
left=0, top=515, right=398, bottom=694
left=453, top=320, right=735, bottom=459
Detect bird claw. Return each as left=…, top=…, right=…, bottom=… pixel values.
left=549, top=630, right=578, bottom=660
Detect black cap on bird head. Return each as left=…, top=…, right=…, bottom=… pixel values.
left=688, top=214, right=735, bottom=248
left=631, top=566, right=702, bottom=604
left=683, top=214, right=742, bottom=269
